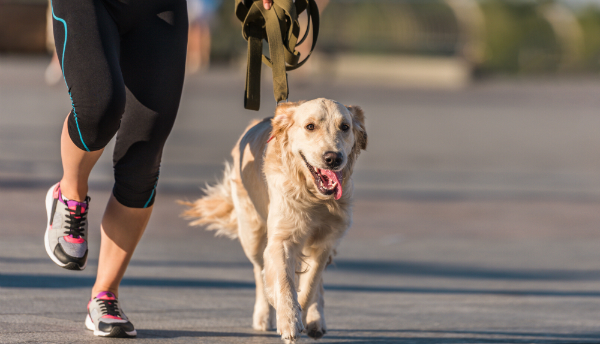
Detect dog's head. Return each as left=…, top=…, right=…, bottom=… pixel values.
left=270, top=98, right=367, bottom=200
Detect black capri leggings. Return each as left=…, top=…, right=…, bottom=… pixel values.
left=51, top=0, right=188, bottom=208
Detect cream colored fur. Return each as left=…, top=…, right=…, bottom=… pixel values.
left=181, top=99, right=367, bottom=343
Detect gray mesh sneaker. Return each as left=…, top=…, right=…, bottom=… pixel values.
left=44, top=182, right=89, bottom=270
left=85, top=291, right=137, bottom=338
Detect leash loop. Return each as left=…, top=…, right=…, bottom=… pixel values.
left=236, top=0, right=319, bottom=110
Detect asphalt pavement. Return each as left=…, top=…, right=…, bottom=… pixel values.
left=1, top=55, right=600, bottom=343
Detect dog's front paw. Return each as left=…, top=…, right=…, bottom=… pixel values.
left=305, top=309, right=327, bottom=339
left=277, top=304, right=304, bottom=343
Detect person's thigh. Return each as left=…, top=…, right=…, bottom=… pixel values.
left=112, top=1, right=189, bottom=208
left=51, top=0, right=125, bottom=152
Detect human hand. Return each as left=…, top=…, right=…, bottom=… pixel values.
left=263, top=0, right=272, bottom=10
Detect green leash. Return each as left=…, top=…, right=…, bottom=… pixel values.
left=235, top=0, right=320, bottom=110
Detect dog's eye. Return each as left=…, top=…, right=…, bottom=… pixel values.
left=341, top=124, right=350, bottom=132
left=306, top=124, right=315, bottom=131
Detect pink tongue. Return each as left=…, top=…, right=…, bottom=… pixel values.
left=321, top=170, right=343, bottom=200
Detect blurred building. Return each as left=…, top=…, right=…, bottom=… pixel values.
left=3, top=0, right=600, bottom=78
left=212, top=0, right=600, bottom=79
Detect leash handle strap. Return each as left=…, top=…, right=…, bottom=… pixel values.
left=236, top=0, right=319, bottom=110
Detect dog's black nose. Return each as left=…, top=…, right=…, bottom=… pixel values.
left=323, top=151, right=343, bottom=169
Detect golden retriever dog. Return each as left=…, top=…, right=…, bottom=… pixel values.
left=181, top=98, right=367, bottom=343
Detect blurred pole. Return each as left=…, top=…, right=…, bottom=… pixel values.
left=45, top=1, right=54, bottom=53
left=296, top=0, right=329, bottom=73
left=45, top=0, right=62, bottom=85
left=187, top=0, right=216, bottom=74
left=538, top=3, right=584, bottom=72
left=444, top=0, right=486, bottom=72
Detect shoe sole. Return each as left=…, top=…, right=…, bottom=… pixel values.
left=85, top=314, right=137, bottom=338
left=44, top=183, right=87, bottom=271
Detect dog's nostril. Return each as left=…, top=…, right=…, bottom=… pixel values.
left=323, top=151, right=343, bottom=167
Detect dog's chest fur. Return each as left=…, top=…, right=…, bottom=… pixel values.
left=235, top=120, right=353, bottom=246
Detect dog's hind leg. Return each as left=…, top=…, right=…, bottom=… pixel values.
left=243, top=233, right=275, bottom=331
left=251, top=261, right=275, bottom=330
left=243, top=234, right=275, bottom=331
left=304, top=277, right=327, bottom=339
left=240, top=228, right=273, bottom=331
left=231, top=180, right=274, bottom=331
left=297, top=247, right=331, bottom=339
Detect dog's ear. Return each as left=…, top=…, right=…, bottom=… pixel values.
left=347, top=105, right=367, bottom=150
left=271, top=102, right=298, bottom=139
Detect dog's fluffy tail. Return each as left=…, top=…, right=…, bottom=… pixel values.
left=179, top=163, right=238, bottom=239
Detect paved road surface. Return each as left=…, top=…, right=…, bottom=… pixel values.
left=1, top=56, right=600, bottom=343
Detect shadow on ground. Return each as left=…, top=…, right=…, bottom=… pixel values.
left=2, top=273, right=600, bottom=298
left=137, top=329, right=278, bottom=340
left=133, top=328, right=600, bottom=343
left=321, top=329, right=600, bottom=344
left=3, top=256, right=600, bottom=281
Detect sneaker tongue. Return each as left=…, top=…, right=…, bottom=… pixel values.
left=66, top=200, right=87, bottom=213
left=96, top=291, right=116, bottom=300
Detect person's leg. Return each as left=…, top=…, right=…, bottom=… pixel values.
left=91, top=0, right=188, bottom=298
left=91, top=195, right=152, bottom=297
left=59, top=115, right=103, bottom=202
left=51, top=0, right=124, bottom=202
left=46, top=0, right=125, bottom=271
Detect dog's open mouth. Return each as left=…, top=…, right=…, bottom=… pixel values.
left=301, top=153, right=343, bottom=200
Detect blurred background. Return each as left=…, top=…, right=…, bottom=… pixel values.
left=6, top=0, right=600, bottom=75
left=2, top=0, right=600, bottom=342
left=7, top=0, right=600, bottom=74
left=2, top=0, right=600, bottom=196
left=2, top=0, right=600, bottom=199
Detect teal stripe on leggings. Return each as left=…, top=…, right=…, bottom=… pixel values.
left=51, top=0, right=90, bottom=152
left=144, top=170, right=160, bottom=208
